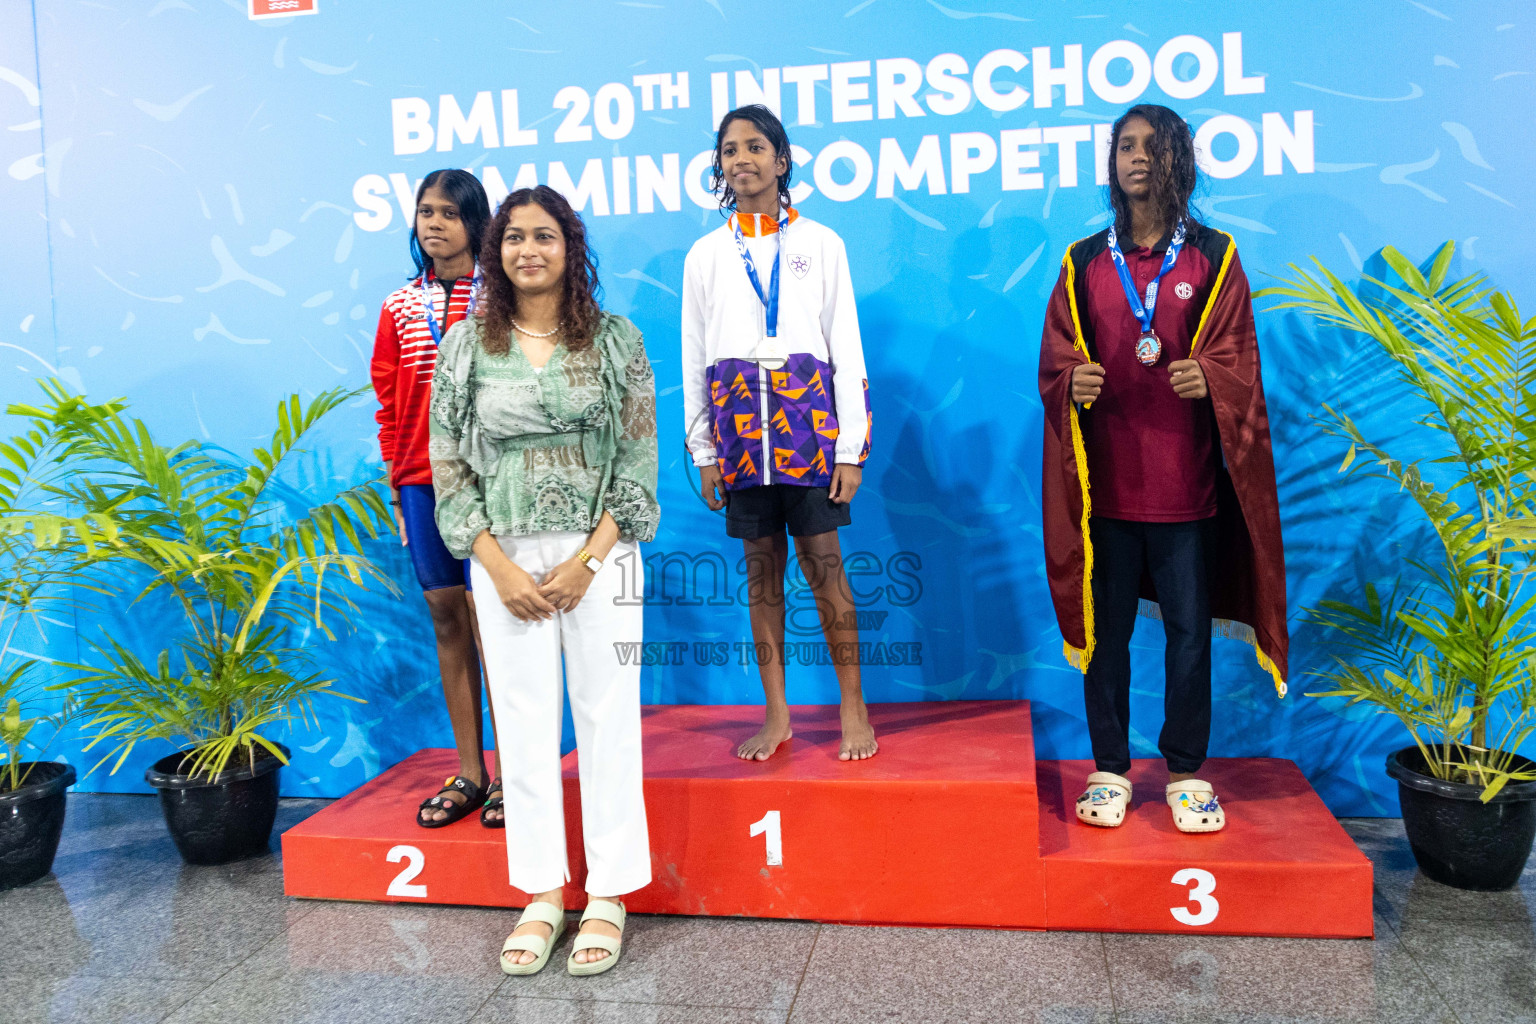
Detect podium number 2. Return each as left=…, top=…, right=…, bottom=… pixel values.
left=1170, top=868, right=1218, bottom=926
left=387, top=845, right=428, bottom=898
left=750, top=811, right=783, bottom=866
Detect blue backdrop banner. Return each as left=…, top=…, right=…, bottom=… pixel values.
left=3, top=1, right=1532, bottom=814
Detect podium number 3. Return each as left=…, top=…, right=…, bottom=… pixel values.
left=1170, top=868, right=1218, bottom=926
left=750, top=811, right=783, bottom=866
left=387, top=845, right=428, bottom=898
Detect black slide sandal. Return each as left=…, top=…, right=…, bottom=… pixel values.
left=481, top=778, right=505, bottom=829
left=417, top=774, right=486, bottom=829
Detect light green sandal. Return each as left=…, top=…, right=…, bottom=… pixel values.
left=567, top=900, right=626, bottom=976
left=500, top=901, right=567, bottom=976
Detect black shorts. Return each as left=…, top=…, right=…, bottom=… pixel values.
left=725, top=484, right=852, bottom=540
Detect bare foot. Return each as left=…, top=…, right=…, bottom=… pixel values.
left=572, top=898, right=624, bottom=965
left=737, top=709, right=792, bottom=761
left=838, top=702, right=878, bottom=761
left=503, top=897, right=563, bottom=967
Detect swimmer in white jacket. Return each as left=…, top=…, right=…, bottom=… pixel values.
left=681, top=104, right=878, bottom=762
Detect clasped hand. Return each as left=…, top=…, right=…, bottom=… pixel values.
left=490, top=557, right=594, bottom=621
left=1071, top=359, right=1207, bottom=403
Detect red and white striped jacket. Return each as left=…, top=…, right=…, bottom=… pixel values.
left=371, top=269, right=476, bottom=487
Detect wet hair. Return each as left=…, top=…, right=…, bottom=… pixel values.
left=1106, top=104, right=1201, bottom=240
left=711, top=103, right=793, bottom=214
left=476, top=185, right=602, bottom=355
left=409, top=169, right=491, bottom=278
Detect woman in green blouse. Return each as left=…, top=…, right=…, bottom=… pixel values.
left=430, top=185, right=658, bottom=977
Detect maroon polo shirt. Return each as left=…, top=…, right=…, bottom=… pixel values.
left=1081, top=230, right=1219, bottom=522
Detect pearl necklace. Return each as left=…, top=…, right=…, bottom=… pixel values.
left=510, top=318, right=560, bottom=339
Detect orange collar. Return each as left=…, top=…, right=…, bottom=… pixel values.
left=731, top=208, right=799, bottom=237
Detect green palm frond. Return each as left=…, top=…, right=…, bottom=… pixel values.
left=207, top=387, right=370, bottom=548
left=0, top=661, right=74, bottom=792
left=64, top=630, right=360, bottom=779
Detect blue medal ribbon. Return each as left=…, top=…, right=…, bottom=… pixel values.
left=733, top=213, right=788, bottom=338
left=1106, top=220, right=1185, bottom=335
left=420, top=265, right=481, bottom=347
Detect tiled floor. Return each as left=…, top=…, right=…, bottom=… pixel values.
left=2, top=797, right=1532, bottom=1023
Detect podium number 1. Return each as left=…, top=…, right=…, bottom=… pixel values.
left=750, top=811, right=783, bottom=866
left=1170, top=868, right=1218, bottom=926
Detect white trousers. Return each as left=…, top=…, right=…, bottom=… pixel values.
left=470, top=530, right=651, bottom=897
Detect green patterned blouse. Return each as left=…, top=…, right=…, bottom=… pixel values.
left=428, top=312, right=660, bottom=558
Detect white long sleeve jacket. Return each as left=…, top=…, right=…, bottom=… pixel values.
left=681, top=209, right=871, bottom=490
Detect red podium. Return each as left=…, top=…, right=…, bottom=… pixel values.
left=281, top=701, right=1373, bottom=938
left=1037, top=759, right=1373, bottom=937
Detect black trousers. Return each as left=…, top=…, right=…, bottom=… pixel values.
left=1083, top=516, right=1213, bottom=777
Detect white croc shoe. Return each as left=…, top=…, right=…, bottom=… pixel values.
left=1076, top=772, right=1132, bottom=827
left=1167, top=780, right=1226, bottom=833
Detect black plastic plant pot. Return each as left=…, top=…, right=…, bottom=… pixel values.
left=144, top=744, right=289, bottom=866
left=0, top=762, right=77, bottom=890
left=1387, top=746, right=1536, bottom=892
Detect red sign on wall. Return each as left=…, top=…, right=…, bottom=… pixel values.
left=249, top=0, right=317, bottom=18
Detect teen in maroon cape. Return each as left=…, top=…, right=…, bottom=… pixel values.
left=1036, top=105, right=1287, bottom=834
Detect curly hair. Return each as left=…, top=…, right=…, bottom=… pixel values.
left=710, top=103, right=793, bottom=215
left=476, top=185, right=603, bottom=355
left=1106, top=104, right=1202, bottom=240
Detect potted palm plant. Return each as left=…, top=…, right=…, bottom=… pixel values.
left=1263, top=242, right=1536, bottom=891
left=0, top=389, right=110, bottom=887
left=4, top=381, right=396, bottom=865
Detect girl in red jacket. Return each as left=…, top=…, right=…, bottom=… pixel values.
left=371, top=169, right=502, bottom=827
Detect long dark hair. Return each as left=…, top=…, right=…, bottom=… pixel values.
left=409, top=169, right=491, bottom=278
left=710, top=103, right=793, bottom=214
left=1106, top=104, right=1201, bottom=240
left=476, top=185, right=603, bottom=355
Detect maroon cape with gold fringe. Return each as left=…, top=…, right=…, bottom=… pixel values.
left=1036, top=225, right=1289, bottom=694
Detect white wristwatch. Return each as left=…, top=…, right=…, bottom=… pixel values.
left=577, top=548, right=604, bottom=574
